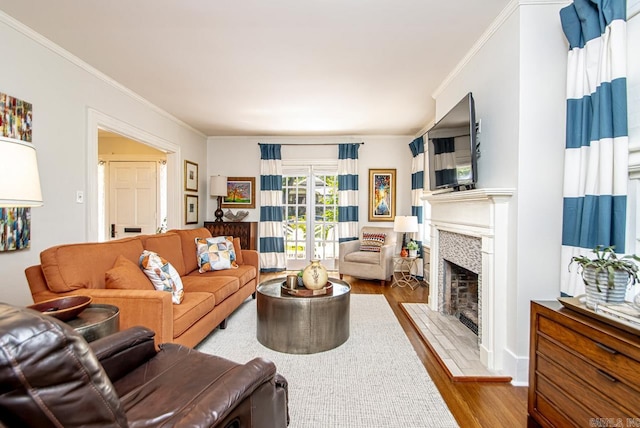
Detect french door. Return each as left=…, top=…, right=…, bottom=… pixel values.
left=283, top=165, right=338, bottom=270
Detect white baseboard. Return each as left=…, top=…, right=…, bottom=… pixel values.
left=502, top=347, right=529, bottom=386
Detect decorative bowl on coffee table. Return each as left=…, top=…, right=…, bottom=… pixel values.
left=27, top=296, right=93, bottom=321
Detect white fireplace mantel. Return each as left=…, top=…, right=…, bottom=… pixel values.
left=423, top=188, right=514, bottom=373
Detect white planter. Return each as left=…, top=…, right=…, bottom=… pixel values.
left=582, top=267, right=630, bottom=309
left=408, top=250, right=418, bottom=258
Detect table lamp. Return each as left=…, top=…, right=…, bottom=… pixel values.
left=0, top=138, right=43, bottom=207
left=210, top=175, right=227, bottom=223
left=393, top=215, right=418, bottom=252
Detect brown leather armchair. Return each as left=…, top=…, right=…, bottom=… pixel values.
left=0, top=303, right=289, bottom=427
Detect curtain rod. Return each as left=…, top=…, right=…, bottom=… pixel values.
left=258, top=142, right=364, bottom=146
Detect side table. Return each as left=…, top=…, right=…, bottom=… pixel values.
left=392, top=256, right=420, bottom=290
left=65, top=304, right=120, bottom=342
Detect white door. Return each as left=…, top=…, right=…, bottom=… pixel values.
left=283, top=167, right=339, bottom=270
left=108, top=161, right=158, bottom=239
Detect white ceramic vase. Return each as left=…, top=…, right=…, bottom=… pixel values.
left=302, top=259, right=328, bottom=290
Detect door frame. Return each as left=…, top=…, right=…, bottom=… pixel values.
left=87, top=109, right=180, bottom=241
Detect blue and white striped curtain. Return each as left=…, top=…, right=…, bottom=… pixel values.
left=259, top=144, right=286, bottom=272
left=338, top=143, right=360, bottom=242
left=560, top=0, right=628, bottom=297
left=409, top=136, right=425, bottom=259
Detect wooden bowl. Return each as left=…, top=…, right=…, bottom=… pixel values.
left=27, top=296, right=93, bottom=321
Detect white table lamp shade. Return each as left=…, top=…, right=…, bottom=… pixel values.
left=210, top=175, right=228, bottom=197
left=393, top=215, right=418, bottom=233
left=0, top=138, right=43, bottom=207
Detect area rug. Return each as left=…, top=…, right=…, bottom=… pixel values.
left=196, top=294, right=458, bottom=427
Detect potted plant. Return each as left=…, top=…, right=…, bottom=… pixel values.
left=407, top=240, right=419, bottom=258
left=569, top=245, right=640, bottom=308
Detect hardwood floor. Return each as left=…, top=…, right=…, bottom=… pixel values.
left=264, top=272, right=529, bottom=427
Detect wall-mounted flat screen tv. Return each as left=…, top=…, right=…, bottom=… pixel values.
left=427, top=92, right=477, bottom=191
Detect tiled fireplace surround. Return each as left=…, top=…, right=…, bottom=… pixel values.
left=425, top=188, right=513, bottom=373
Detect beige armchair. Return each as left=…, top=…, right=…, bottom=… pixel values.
left=338, top=226, right=397, bottom=286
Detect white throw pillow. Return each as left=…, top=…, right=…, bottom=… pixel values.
left=139, top=250, right=184, bottom=304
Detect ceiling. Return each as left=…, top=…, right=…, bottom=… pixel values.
left=0, top=1, right=511, bottom=137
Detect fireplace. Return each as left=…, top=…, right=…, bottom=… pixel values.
left=444, top=260, right=479, bottom=335
left=425, top=188, right=513, bottom=372
left=438, top=230, right=482, bottom=342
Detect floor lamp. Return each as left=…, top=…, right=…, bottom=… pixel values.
left=0, top=138, right=43, bottom=208
left=210, top=175, right=227, bottom=222
left=393, top=215, right=418, bottom=256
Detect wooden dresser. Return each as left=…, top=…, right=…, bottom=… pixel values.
left=203, top=221, right=258, bottom=251
left=528, top=301, right=640, bottom=427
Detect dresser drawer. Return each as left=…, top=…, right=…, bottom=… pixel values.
left=538, top=316, right=640, bottom=386
left=529, top=301, right=640, bottom=428
left=536, top=353, right=634, bottom=419
left=536, top=375, right=595, bottom=426
left=538, top=335, right=640, bottom=415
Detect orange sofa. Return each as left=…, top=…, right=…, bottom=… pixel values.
left=24, top=227, right=259, bottom=347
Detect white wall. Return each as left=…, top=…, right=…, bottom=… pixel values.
left=0, top=13, right=207, bottom=306
left=430, top=1, right=567, bottom=384
left=207, top=135, right=414, bottom=227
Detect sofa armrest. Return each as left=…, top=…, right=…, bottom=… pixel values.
left=90, top=326, right=157, bottom=382
left=176, top=357, right=286, bottom=427
left=339, top=240, right=360, bottom=262
left=380, top=243, right=396, bottom=278
left=241, top=249, right=260, bottom=283
left=63, top=289, right=174, bottom=345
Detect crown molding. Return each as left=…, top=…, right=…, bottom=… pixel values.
left=0, top=10, right=206, bottom=138
left=431, top=0, right=569, bottom=100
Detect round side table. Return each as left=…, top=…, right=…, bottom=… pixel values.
left=392, top=256, right=420, bottom=290
left=66, top=304, right=120, bottom=342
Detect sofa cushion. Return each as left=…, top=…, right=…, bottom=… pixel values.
left=359, top=232, right=386, bottom=252
left=344, top=251, right=380, bottom=265
left=105, top=255, right=152, bottom=290
left=181, top=274, right=239, bottom=305
left=233, top=237, right=244, bottom=265
left=140, top=250, right=185, bottom=304
left=139, top=233, right=186, bottom=276
left=171, top=292, right=216, bottom=338
left=40, top=237, right=144, bottom=293
left=170, top=228, right=212, bottom=274
left=194, top=265, right=256, bottom=289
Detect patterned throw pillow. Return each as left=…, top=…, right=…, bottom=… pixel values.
left=139, top=250, right=184, bottom=304
left=195, top=236, right=237, bottom=273
left=360, top=232, right=386, bottom=252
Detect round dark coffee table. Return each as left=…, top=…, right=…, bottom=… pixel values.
left=256, top=277, right=350, bottom=354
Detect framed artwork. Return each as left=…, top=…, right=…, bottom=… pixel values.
left=368, top=169, right=396, bottom=222
left=0, top=207, right=31, bottom=251
left=184, top=160, right=198, bottom=192
left=185, top=194, right=199, bottom=224
left=222, top=177, right=256, bottom=209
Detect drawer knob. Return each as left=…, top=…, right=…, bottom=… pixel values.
left=596, top=342, right=618, bottom=354
left=597, top=369, right=618, bottom=383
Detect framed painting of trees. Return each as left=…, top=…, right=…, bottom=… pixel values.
left=222, top=177, right=255, bottom=209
